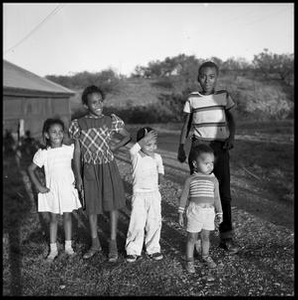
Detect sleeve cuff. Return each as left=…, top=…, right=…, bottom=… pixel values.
left=178, top=207, right=185, bottom=213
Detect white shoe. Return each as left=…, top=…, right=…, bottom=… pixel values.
left=46, top=250, right=58, bottom=262
left=65, top=247, right=75, bottom=256
left=202, top=255, right=217, bottom=269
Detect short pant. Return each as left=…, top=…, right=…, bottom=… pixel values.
left=186, top=202, right=215, bottom=233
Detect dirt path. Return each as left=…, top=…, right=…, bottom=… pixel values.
left=3, top=145, right=294, bottom=296
left=149, top=131, right=294, bottom=230
left=114, top=146, right=294, bottom=296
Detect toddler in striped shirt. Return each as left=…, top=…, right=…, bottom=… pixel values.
left=178, top=144, right=223, bottom=273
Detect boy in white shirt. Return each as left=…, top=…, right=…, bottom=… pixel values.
left=125, top=127, right=164, bottom=262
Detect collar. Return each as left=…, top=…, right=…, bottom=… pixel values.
left=85, top=113, right=105, bottom=119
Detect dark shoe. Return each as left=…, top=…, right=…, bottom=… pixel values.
left=108, top=240, right=118, bottom=262
left=219, top=238, right=240, bottom=254
left=83, top=246, right=101, bottom=259
left=147, top=252, right=163, bottom=261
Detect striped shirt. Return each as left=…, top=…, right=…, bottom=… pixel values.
left=189, top=177, right=214, bottom=198
left=183, top=90, right=235, bottom=141
left=178, top=172, right=222, bottom=214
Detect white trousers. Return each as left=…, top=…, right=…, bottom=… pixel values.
left=125, top=190, right=162, bottom=256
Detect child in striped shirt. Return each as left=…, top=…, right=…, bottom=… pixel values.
left=178, top=144, right=223, bottom=273
left=177, top=61, right=240, bottom=255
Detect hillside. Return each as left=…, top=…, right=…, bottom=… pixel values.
left=69, top=75, right=293, bottom=122
left=69, top=78, right=171, bottom=111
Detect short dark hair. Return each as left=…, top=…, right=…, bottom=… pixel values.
left=42, top=118, right=65, bottom=147
left=136, top=126, right=154, bottom=142
left=81, top=85, right=105, bottom=105
left=189, top=144, right=214, bottom=162
left=198, top=61, right=219, bottom=77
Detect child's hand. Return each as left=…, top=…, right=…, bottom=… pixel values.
left=126, top=198, right=132, bottom=211
left=223, top=137, right=234, bottom=150
left=138, top=129, right=157, bottom=149
left=38, top=186, right=50, bottom=194
left=75, top=177, right=83, bottom=191
left=178, top=213, right=184, bottom=227
left=143, top=129, right=157, bottom=143
left=215, top=214, right=223, bottom=227
left=177, top=144, right=186, bottom=163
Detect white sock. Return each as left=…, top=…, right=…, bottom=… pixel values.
left=65, top=240, right=72, bottom=249
left=50, top=243, right=58, bottom=252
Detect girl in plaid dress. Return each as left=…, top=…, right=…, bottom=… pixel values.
left=69, top=85, right=131, bottom=262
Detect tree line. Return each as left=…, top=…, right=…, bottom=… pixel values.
left=46, top=49, right=293, bottom=91
left=132, top=49, right=293, bottom=86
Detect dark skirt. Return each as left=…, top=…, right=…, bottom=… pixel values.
left=83, top=160, right=126, bottom=215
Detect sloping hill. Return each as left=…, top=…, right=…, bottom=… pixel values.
left=69, top=78, right=172, bottom=113
left=69, top=75, right=293, bottom=121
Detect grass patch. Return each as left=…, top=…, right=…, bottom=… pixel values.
left=70, top=76, right=293, bottom=124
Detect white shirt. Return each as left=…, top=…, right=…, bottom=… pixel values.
left=129, top=143, right=164, bottom=193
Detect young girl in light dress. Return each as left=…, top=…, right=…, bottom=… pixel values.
left=28, top=118, right=82, bottom=261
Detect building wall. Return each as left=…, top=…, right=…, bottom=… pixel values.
left=3, top=95, right=71, bottom=139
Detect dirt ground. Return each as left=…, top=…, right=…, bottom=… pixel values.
left=2, top=121, right=294, bottom=296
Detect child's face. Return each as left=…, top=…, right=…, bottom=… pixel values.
left=45, top=123, right=64, bottom=148
left=198, top=67, right=218, bottom=94
left=141, top=139, right=157, bottom=156
left=193, top=152, right=214, bottom=175
left=86, top=92, right=104, bottom=117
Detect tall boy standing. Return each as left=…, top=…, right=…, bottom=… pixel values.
left=177, top=61, right=239, bottom=254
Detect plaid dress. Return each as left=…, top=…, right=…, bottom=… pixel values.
left=69, top=114, right=126, bottom=215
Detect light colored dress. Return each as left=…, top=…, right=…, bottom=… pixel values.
left=33, top=144, right=81, bottom=214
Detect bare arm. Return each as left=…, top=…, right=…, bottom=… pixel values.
left=157, top=154, right=165, bottom=185
left=28, top=163, right=49, bottom=193
left=214, top=179, right=223, bottom=215
left=158, top=173, right=165, bottom=186
left=111, top=127, right=131, bottom=152
left=73, top=139, right=83, bottom=191
left=157, top=155, right=165, bottom=185
left=214, top=179, right=223, bottom=225
left=177, top=113, right=191, bottom=162
left=178, top=176, right=191, bottom=226
left=179, top=112, right=191, bottom=145
left=224, top=107, right=236, bottom=150
left=178, top=176, right=191, bottom=213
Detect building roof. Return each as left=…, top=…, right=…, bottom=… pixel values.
left=3, top=60, right=75, bottom=97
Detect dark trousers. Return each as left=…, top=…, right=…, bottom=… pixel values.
left=188, top=138, right=233, bottom=239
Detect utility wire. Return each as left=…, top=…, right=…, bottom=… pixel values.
left=4, top=4, right=64, bottom=55
left=213, top=7, right=292, bottom=38
left=239, top=7, right=292, bottom=28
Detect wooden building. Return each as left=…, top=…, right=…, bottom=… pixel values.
left=3, top=60, right=75, bottom=141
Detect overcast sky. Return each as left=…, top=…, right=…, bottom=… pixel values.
left=3, top=3, right=294, bottom=77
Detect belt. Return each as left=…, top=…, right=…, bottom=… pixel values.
left=192, top=136, right=225, bottom=144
